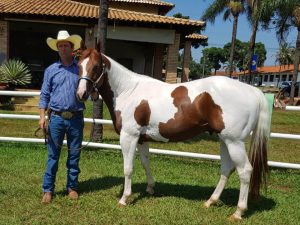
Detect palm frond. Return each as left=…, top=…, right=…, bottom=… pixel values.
left=223, top=9, right=231, bottom=21
left=201, top=0, right=230, bottom=23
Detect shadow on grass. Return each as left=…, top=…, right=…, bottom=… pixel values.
left=75, top=175, right=275, bottom=217
left=78, top=176, right=123, bottom=194
left=131, top=182, right=276, bottom=217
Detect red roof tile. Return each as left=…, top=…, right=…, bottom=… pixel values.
left=0, top=0, right=204, bottom=27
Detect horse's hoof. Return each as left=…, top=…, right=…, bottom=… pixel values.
left=146, top=187, right=154, bottom=195
left=203, top=199, right=217, bottom=208
left=117, top=203, right=126, bottom=208
left=117, top=202, right=126, bottom=208
left=228, top=214, right=242, bottom=221
left=203, top=201, right=211, bottom=208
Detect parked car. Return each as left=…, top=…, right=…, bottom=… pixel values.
left=281, top=81, right=300, bottom=97
left=278, top=81, right=292, bottom=89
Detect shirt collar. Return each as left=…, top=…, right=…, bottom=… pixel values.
left=58, top=59, right=77, bottom=68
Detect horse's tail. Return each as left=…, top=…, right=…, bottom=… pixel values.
left=249, top=91, right=270, bottom=198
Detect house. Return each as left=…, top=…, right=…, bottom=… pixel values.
left=250, top=65, right=300, bottom=87
left=211, top=64, right=300, bottom=88
left=0, top=0, right=207, bottom=88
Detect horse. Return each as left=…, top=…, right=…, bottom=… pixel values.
left=76, top=45, right=270, bottom=220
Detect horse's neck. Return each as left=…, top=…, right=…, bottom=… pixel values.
left=105, top=56, right=139, bottom=97
left=99, top=56, right=139, bottom=131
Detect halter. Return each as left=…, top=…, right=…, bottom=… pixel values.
left=78, top=63, right=106, bottom=97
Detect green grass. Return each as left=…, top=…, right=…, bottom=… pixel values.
left=0, top=101, right=300, bottom=224
left=0, top=142, right=300, bottom=225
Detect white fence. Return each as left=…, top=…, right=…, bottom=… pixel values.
left=1, top=90, right=300, bottom=170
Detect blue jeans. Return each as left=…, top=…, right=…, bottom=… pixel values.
left=42, top=113, right=84, bottom=193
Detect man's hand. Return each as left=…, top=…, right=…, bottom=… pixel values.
left=39, top=109, right=47, bottom=129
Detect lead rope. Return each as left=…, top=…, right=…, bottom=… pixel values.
left=35, top=63, right=106, bottom=151
left=35, top=108, right=97, bottom=151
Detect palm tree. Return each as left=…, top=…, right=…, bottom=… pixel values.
left=202, top=0, right=244, bottom=77
left=244, top=0, right=261, bottom=84
left=91, top=0, right=109, bottom=142
left=275, top=42, right=295, bottom=69
left=259, top=0, right=300, bottom=103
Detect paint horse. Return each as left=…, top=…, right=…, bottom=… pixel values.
left=76, top=46, right=270, bottom=220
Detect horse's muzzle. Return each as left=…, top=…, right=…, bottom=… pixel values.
left=76, top=91, right=88, bottom=102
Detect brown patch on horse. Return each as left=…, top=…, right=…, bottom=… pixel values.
left=97, top=75, right=121, bottom=134
left=159, top=86, right=225, bottom=141
left=115, top=110, right=122, bottom=134
left=134, top=100, right=151, bottom=127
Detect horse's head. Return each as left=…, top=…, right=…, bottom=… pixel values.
left=76, top=42, right=107, bottom=102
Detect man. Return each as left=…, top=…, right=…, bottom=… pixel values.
left=39, top=30, right=85, bottom=203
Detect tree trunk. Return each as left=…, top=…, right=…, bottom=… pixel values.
left=229, top=15, right=239, bottom=78
left=247, top=18, right=258, bottom=84
left=289, top=28, right=300, bottom=104
left=90, top=0, right=109, bottom=142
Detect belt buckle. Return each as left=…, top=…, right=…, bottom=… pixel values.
left=61, top=111, right=73, bottom=119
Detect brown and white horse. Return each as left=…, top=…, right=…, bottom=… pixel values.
left=76, top=46, right=270, bottom=220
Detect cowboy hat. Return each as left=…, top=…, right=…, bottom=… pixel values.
left=46, top=30, right=82, bottom=51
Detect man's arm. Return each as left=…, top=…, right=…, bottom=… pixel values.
left=39, top=108, right=46, bottom=129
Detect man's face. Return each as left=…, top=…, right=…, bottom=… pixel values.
left=57, top=41, right=73, bottom=58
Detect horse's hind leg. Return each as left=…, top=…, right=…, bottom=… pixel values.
left=118, top=131, right=139, bottom=206
left=204, top=140, right=234, bottom=208
left=225, top=140, right=253, bottom=220
left=137, top=142, right=155, bottom=194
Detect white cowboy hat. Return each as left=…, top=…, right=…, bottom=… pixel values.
left=46, top=30, right=82, bottom=51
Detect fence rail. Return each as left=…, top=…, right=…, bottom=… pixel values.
left=1, top=90, right=300, bottom=170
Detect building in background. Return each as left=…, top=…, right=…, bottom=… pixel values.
left=0, top=0, right=207, bottom=88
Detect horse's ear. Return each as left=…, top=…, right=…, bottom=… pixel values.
left=80, top=40, right=87, bottom=50
left=96, top=41, right=101, bottom=53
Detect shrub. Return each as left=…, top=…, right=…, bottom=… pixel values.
left=0, top=59, right=31, bottom=86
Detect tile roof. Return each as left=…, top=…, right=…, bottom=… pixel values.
left=110, top=0, right=174, bottom=7
left=185, top=33, right=208, bottom=40
left=213, top=65, right=299, bottom=77
left=239, top=64, right=300, bottom=75
left=109, top=8, right=205, bottom=26
left=256, top=65, right=299, bottom=73
left=0, top=0, right=204, bottom=27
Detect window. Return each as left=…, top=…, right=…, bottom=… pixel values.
left=289, top=74, right=293, bottom=81
left=264, top=75, right=268, bottom=82
left=269, top=75, right=274, bottom=82
left=281, top=75, right=287, bottom=81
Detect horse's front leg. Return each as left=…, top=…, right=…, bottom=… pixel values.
left=118, top=131, right=139, bottom=206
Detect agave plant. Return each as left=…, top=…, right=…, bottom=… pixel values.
left=0, top=59, right=31, bottom=86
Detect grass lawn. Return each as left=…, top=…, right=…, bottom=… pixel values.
left=0, top=101, right=300, bottom=224
left=0, top=142, right=300, bottom=225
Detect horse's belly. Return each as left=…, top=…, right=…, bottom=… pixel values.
left=143, top=120, right=212, bottom=143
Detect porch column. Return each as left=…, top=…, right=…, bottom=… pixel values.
left=165, top=33, right=180, bottom=83
left=85, top=26, right=96, bottom=48
left=153, top=44, right=164, bottom=80
left=0, top=20, right=9, bottom=64
left=182, top=40, right=192, bottom=82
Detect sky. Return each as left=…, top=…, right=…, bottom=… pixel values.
left=166, top=0, right=297, bottom=66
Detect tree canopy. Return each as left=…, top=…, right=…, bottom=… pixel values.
left=198, top=39, right=267, bottom=75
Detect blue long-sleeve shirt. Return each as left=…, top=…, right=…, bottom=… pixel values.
left=39, top=60, right=85, bottom=112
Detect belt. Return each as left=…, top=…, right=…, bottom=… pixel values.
left=52, top=110, right=83, bottom=119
